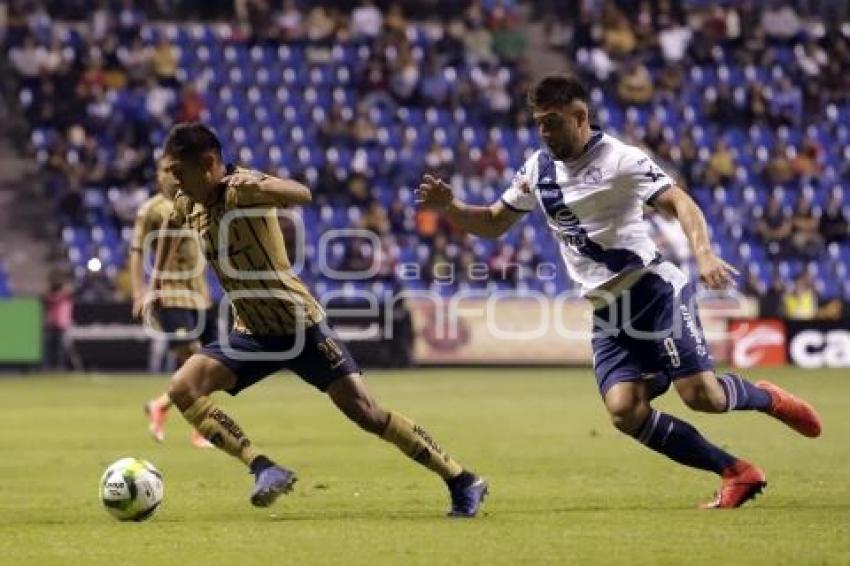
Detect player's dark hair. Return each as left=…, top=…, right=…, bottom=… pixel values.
left=528, top=74, right=589, bottom=109
left=163, top=122, right=222, bottom=160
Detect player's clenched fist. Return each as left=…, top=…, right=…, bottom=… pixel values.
left=415, top=174, right=455, bottom=210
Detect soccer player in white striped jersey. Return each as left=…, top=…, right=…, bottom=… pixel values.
left=416, top=74, right=821, bottom=509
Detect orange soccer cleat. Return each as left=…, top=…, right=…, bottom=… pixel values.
left=755, top=380, right=822, bottom=438
left=144, top=400, right=169, bottom=443
left=701, top=460, right=767, bottom=509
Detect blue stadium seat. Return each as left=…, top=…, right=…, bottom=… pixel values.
left=0, top=268, right=9, bottom=297
left=15, top=15, right=848, bottom=300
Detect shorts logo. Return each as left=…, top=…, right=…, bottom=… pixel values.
left=680, top=304, right=708, bottom=356
left=317, top=337, right=346, bottom=369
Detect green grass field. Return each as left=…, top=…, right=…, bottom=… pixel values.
left=0, top=367, right=848, bottom=565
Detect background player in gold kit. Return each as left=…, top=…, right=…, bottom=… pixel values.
left=130, top=157, right=211, bottom=447
left=149, top=122, right=487, bottom=516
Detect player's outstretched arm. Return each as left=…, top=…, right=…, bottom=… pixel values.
left=415, top=174, right=523, bottom=238
left=132, top=218, right=178, bottom=319
left=653, top=185, right=740, bottom=289
left=129, top=248, right=146, bottom=319
left=225, top=171, right=312, bottom=206
left=129, top=212, right=148, bottom=319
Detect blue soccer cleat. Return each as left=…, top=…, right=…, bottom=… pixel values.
left=447, top=473, right=488, bottom=518
left=250, top=465, right=297, bottom=508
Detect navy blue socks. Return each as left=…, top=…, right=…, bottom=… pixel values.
left=635, top=409, right=737, bottom=474
left=717, top=373, right=772, bottom=412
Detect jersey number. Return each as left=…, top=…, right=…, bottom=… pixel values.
left=664, top=337, right=681, bottom=368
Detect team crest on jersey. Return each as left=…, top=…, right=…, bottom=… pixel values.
left=583, top=165, right=603, bottom=184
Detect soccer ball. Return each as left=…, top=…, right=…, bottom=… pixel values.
left=99, top=457, right=164, bottom=521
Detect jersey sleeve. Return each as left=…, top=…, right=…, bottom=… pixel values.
left=130, top=204, right=149, bottom=253
left=228, top=167, right=278, bottom=207
left=618, top=146, right=674, bottom=206
left=500, top=152, right=539, bottom=213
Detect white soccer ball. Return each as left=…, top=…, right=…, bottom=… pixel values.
left=99, top=457, right=164, bottom=521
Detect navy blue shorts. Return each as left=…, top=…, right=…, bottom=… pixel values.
left=198, top=321, right=360, bottom=395
left=591, top=272, right=714, bottom=396
left=155, top=307, right=204, bottom=346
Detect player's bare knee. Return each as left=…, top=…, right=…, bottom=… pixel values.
left=607, top=400, right=649, bottom=435
left=168, top=355, right=220, bottom=410
left=679, top=381, right=726, bottom=413
left=168, top=372, right=196, bottom=410
left=610, top=409, right=647, bottom=435
left=705, top=378, right=729, bottom=412
left=604, top=383, right=651, bottom=435
left=681, top=391, right=714, bottom=412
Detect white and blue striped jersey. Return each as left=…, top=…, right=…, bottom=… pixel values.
left=501, top=130, right=675, bottom=295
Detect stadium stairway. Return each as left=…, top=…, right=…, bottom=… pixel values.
left=0, top=115, right=50, bottom=296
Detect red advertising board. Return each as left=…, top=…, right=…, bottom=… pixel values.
left=728, top=319, right=788, bottom=368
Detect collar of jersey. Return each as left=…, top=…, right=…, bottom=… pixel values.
left=565, top=126, right=604, bottom=165
left=202, top=163, right=238, bottom=206
left=181, top=163, right=236, bottom=209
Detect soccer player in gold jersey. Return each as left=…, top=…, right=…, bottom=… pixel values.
left=130, top=156, right=211, bottom=447
left=148, top=122, right=487, bottom=516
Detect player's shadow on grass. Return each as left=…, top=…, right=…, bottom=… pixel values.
left=128, top=509, right=450, bottom=523
left=501, top=501, right=850, bottom=514
left=264, top=509, right=451, bottom=521
left=143, top=500, right=848, bottom=523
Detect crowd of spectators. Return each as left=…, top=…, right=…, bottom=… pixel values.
left=527, top=0, right=850, bottom=319
left=3, top=0, right=850, bottom=320
left=4, top=0, right=529, bottom=302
